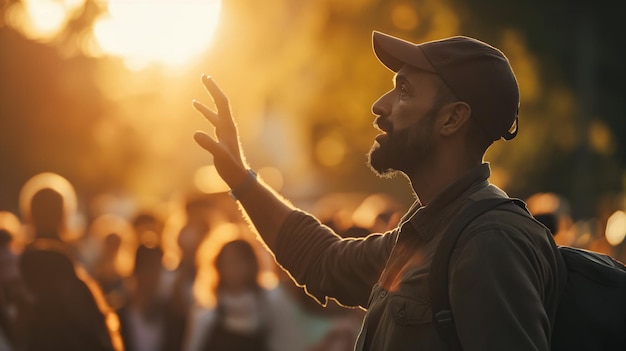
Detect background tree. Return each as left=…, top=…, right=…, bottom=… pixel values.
left=0, top=0, right=623, bottom=222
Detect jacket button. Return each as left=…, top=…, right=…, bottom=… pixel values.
left=398, top=309, right=406, bottom=318
left=380, top=290, right=387, bottom=298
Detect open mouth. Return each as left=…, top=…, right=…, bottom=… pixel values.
left=375, top=133, right=389, bottom=144
left=373, top=117, right=392, bottom=144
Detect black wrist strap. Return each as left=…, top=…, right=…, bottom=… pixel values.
left=229, top=169, right=257, bottom=201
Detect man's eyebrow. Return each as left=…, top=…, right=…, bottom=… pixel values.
left=393, top=73, right=409, bottom=85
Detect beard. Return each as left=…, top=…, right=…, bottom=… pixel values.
left=368, top=110, right=436, bottom=178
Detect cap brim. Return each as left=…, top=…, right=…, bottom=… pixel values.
left=372, top=31, right=437, bottom=73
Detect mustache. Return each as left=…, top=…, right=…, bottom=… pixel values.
left=374, top=117, right=393, bottom=134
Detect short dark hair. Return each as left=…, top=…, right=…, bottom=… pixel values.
left=215, top=239, right=260, bottom=292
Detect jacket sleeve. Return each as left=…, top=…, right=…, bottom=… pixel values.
left=448, top=212, right=558, bottom=351
left=273, top=210, right=396, bottom=308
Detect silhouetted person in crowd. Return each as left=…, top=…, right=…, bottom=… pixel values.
left=0, top=228, right=21, bottom=350
left=132, top=211, right=163, bottom=248
left=15, top=177, right=123, bottom=351
left=29, top=188, right=65, bottom=241
left=17, top=239, right=120, bottom=351
left=184, top=239, right=302, bottom=351
left=117, top=245, right=167, bottom=351
left=191, top=31, right=566, bottom=350
left=92, top=232, right=126, bottom=310
left=162, top=196, right=211, bottom=351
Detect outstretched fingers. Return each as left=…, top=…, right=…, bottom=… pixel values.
left=201, top=74, right=233, bottom=122
left=192, top=100, right=218, bottom=126
left=193, top=75, right=246, bottom=173
left=196, top=75, right=240, bottom=141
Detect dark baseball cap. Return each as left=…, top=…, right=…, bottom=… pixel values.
left=372, top=31, right=519, bottom=141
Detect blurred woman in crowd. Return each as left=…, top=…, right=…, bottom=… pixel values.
left=184, top=239, right=302, bottom=351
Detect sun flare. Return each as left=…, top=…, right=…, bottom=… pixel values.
left=5, top=0, right=84, bottom=41
left=93, top=0, right=222, bottom=69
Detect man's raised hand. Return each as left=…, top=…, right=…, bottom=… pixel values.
left=193, top=75, right=248, bottom=188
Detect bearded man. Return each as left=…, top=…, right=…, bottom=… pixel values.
left=191, top=31, right=566, bottom=351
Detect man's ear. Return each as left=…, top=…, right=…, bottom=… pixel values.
left=439, top=102, right=471, bottom=136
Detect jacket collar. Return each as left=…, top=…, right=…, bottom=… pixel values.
left=399, top=163, right=492, bottom=242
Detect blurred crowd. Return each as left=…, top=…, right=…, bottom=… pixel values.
left=0, top=172, right=624, bottom=351
left=0, top=172, right=406, bottom=351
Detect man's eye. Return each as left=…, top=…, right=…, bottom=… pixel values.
left=399, top=84, right=409, bottom=95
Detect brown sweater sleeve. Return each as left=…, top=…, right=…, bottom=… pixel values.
left=273, top=210, right=396, bottom=308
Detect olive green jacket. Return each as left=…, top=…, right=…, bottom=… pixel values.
left=273, top=164, right=566, bottom=351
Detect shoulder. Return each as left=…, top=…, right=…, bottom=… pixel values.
left=470, top=205, right=548, bottom=241
left=454, top=206, right=558, bottom=272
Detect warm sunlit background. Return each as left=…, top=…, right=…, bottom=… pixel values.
left=1, top=0, right=625, bottom=279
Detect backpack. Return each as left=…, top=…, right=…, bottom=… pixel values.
left=429, top=198, right=626, bottom=350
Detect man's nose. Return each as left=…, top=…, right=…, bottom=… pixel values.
left=372, top=91, right=391, bottom=117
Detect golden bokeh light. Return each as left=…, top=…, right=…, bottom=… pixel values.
left=5, top=0, right=84, bottom=41
left=160, top=203, right=187, bottom=271
left=18, top=172, right=84, bottom=242
left=0, top=211, right=25, bottom=252
left=2, top=0, right=594, bottom=249
left=93, top=0, right=222, bottom=70
left=0, top=211, right=22, bottom=238
left=588, top=119, right=615, bottom=155
left=526, top=192, right=561, bottom=214
left=315, top=133, right=347, bottom=168
left=195, top=165, right=230, bottom=194
left=605, top=210, right=626, bottom=247
left=19, top=172, right=78, bottom=224
left=87, top=213, right=136, bottom=277
left=352, top=193, right=400, bottom=230
left=5, top=0, right=221, bottom=68
left=391, top=3, right=418, bottom=31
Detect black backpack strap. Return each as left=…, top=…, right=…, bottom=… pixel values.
left=429, top=198, right=528, bottom=350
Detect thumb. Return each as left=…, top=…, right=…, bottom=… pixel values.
left=193, top=131, right=218, bottom=153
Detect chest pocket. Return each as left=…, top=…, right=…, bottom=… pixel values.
left=364, top=275, right=449, bottom=350
left=388, top=294, right=432, bottom=326
left=388, top=264, right=433, bottom=325
left=374, top=293, right=447, bottom=351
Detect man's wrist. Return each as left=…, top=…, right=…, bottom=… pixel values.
left=229, top=169, right=257, bottom=201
